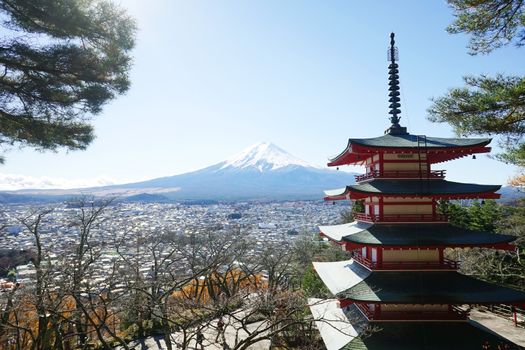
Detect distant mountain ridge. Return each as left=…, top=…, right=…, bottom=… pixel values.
left=1, top=142, right=358, bottom=202
left=2, top=142, right=524, bottom=203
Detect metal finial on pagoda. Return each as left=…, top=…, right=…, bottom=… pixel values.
left=388, top=33, right=401, bottom=125
left=385, top=33, right=407, bottom=135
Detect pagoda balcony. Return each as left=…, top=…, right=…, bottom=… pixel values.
left=354, top=303, right=468, bottom=321
left=352, top=252, right=459, bottom=270
left=354, top=213, right=448, bottom=223
left=355, top=170, right=446, bottom=182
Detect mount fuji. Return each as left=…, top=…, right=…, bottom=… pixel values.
left=218, top=142, right=314, bottom=172
left=2, top=143, right=358, bottom=202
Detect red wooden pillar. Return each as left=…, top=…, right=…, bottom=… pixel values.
left=379, top=153, right=384, bottom=177
left=379, top=196, right=384, bottom=221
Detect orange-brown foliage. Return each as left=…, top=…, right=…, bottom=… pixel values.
left=172, top=268, right=267, bottom=304
left=509, top=173, right=525, bottom=187
left=0, top=291, right=123, bottom=350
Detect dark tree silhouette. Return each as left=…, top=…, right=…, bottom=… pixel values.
left=429, top=0, right=525, bottom=166
left=0, top=0, right=136, bottom=163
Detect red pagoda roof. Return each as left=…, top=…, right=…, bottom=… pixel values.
left=337, top=271, right=525, bottom=305
left=319, top=222, right=517, bottom=249
left=344, top=321, right=519, bottom=350
left=328, top=133, right=491, bottom=166
left=324, top=179, right=501, bottom=200
left=308, top=300, right=520, bottom=350
left=313, top=260, right=525, bottom=304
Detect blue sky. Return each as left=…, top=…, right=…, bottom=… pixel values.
left=1, top=0, right=523, bottom=189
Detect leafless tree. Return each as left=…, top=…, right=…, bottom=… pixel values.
left=113, top=225, right=251, bottom=350
left=0, top=203, right=369, bottom=350
left=0, top=198, right=134, bottom=350
left=0, top=207, right=66, bottom=350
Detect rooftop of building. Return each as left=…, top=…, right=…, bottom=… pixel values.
left=319, top=222, right=516, bottom=247
left=338, top=270, right=525, bottom=304
left=324, top=179, right=501, bottom=200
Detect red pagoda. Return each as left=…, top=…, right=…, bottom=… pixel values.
left=309, top=34, right=525, bottom=350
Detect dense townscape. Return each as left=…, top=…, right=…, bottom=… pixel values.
left=0, top=200, right=350, bottom=349
left=0, top=201, right=345, bottom=287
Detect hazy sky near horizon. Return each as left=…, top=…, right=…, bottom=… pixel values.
left=1, top=0, right=523, bottom=190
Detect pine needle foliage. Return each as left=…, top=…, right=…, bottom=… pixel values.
left=429, top=0, right=525, bottom=166
left=447, top=0, right=525, bottom=55
left=0, top=0, right=136, bottom=163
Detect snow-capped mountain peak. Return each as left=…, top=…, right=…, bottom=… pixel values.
left=219, top=142, right=316, bottom=171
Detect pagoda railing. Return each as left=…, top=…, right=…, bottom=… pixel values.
left=354, top=302, right=467, bottom=321
left=351, top=252, right=373, bottom=267
left=355, top=170, right=446, bottom=182
left=354, top=302, right=374, bottom=319
left=354, top=213, right=448, bottom=223
left=352, top=252, right=459, bottom=270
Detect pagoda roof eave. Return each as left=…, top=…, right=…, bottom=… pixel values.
left=309, top=301, right=520, bottom=350
left=342, top=322, right=518, bottom=350
left=313, top=259, right=371, bottom=295
left=328, top=135, right=492, bottom=167
left=308, top=299, right=363, bottom=350
left=336, top=271, right=525, bottom=304
left=309, top=304, right=519, bottom=350
left=319, top=221, right=374, bottom=242
left=319, top=222, right=517, bottom=248
left=324, top=180, right=501, bottom=201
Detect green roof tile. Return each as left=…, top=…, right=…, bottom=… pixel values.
left=338, top=271, right=525, bottom=304
left=348, top=134, right=491, bottom=149
left=340, top=223, right=516, bottom=246
left=342, top=322, right=519, bottom=350
left=326, top=179, right=501, bottom=197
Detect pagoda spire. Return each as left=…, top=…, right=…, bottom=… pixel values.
left=385, top=33, right=407, bottom=135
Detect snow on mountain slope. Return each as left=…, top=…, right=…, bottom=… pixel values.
left=219, top=142, right=318, bottom=171
left=2, top=142, right=358, bottom=201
